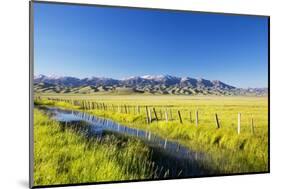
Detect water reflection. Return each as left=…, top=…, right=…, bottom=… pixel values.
left=39, top=106, right=215, bottom=177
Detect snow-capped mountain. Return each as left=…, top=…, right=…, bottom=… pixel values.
left=33, top=74, right=267, bottom=96
left=34, top=75, right=82, bottom=87
left=34, top=74, right=233, bottom=89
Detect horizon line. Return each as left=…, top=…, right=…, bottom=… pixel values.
left=34, top=73, right=268, bottom=89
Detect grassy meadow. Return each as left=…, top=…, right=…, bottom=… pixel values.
left=33, top=109, right=156, bottom=186
left=34, top=94, right=268, bottom=175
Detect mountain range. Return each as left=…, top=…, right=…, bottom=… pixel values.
left=34, top=74, right=268, bottom=96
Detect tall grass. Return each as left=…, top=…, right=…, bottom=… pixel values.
left=34, top=95, right=268, bottom=174
left=34, top=109, right=155, bottom=186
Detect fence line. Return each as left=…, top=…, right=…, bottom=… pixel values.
left=36, top=97, right=260, bottom=135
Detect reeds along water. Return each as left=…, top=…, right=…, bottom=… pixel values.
left=41, top=106, right=216, bottom=178
left=34, top=96, right=268, bottom=174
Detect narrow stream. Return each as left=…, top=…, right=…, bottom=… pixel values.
left=39, top=106, right=216, bottom=178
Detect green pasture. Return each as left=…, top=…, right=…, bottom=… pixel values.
left=33, top=109, right=155, bottom=186
left=34, top=94, right=269, bottom=176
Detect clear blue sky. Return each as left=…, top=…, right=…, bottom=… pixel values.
left=34, top=2, right=268, bottom=88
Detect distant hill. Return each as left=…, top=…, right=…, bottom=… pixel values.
left=34, top=74, right=268, bottom=96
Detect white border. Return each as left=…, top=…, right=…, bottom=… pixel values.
left=1, top=0, right=280, bottom=189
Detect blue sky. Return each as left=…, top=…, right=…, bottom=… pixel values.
left=34, top=2, right=268, bottom=88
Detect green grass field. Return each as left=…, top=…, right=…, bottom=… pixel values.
left=34, top=94, right=269, bottom=181
left=33, top=109, right=156, bottom=186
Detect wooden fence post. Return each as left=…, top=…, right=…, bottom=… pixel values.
left=153, top=108, right=158, bottom=121
left=124, top=105, right=127, bottom=114
left=145, top=106, right=150, bottom=124
left=159, top=109, right=163, bottom=120
left=148, top=108, right=152, bottom=123
left=178, top=110, right=183, bottom=124
left=165, top=109, right=169, bottom=122
left=189, top=111, right=192, bottom=123
left=215, top=113, right=220, bottom=129
left=195, top=110, right=198, bottom=127
left=238, top=113, right=241, bottom=134
left=137, top=105, right=140, bottom=114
